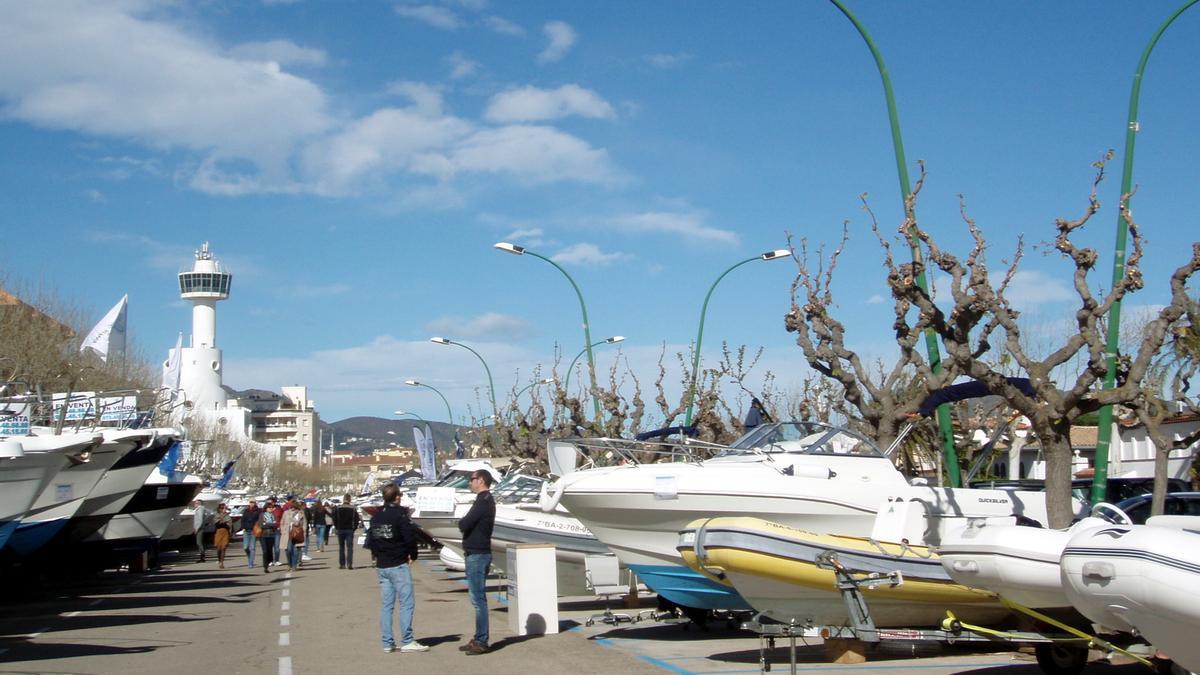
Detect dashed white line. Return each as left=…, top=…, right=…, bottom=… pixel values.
left=281, top=601, right=290, bottom=611
left=282, top=589, right=289, bottom=597
left=280, top=615, right=290, bottom=627
left=27, top=626, right=49, bottom=638
left=283, top=580, right=291, bottom=587
left=89, top=599, right=102, bottom=606
left=279, top=633, right=290, bottom=647
left=64, top=611, right=80, bottom=617
left=279, top=656, right=292, bottom=675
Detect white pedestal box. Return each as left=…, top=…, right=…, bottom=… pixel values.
left=506, top=543, right=559, bottom=636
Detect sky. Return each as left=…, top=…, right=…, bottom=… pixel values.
left=2, top=1, right=1198, bottom=425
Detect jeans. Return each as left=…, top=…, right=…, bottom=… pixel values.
left=465, top=552, right=491, bottom=646
left=260, top=531, right=275, bottom=570
left=337, top=529, right=354, bottom=568
left=243, top=533, right=257, bottom=567
left=195, top=528, right=205, bottom=559
left=273, top=530, right=282, bottom=562
left=314, top=524, right=327, bottom=551
left=378, top=563, right=415, bottom=648
left=287, top=538, right=302, bottom=568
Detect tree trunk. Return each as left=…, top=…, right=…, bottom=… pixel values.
left=1039, top=432, right=1077, bottom=529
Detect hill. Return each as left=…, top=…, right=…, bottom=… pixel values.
left=320, top=416, right=462, bottom=454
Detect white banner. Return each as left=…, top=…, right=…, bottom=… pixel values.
left=0, top=400, right=31, bottom=436
left=50, top=392, right=137, bottom=423
left=80, top=294, right=128, bottom=362
left=414, top=424, right=437, bottom=479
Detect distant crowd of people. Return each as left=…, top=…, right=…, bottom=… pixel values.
left=190, top=474, right=496, bottom=656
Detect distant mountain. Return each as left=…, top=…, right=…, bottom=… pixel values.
left=320, top=416, right=462, bottom=453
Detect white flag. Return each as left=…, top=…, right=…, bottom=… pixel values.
left=414, top=424, right=437, bottom=479
left=161, top=332, right=183, bottom=392
left=80, top=294, right=128, bottom=362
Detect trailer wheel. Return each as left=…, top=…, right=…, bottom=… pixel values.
left=1034, top=644, right=1088, bottom=675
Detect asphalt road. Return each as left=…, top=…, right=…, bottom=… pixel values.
left=0, top=542, right=1154, bottom=675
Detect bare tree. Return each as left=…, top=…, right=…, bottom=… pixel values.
left=790, top=157, right=1200, bottom=528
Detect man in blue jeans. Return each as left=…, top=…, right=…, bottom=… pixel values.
left=333, top=494, right=360, bottom=569
left=457, top=470, right=495, bottom=656
left=368, top=483, right=427, bottom=654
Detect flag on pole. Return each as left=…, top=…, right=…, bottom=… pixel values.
left=161, top=332, right=183, bottom=393
left=80, top=294, right=128, bottom=362
left=414, top=424, right=437, bottom=478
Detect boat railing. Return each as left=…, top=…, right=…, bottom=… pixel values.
left=555, top=435, right=734, bottom=467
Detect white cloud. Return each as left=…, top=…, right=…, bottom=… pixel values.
left=84, top=189, right=105, bottom=203
left=451, top=125, right=620, bottom=185
left=866, top=294, right=885, bottom=305
left=609, top=211, right=739, bottom=246
left=484, top=84, right=614, bottom=123
left=645, top=52, right=693, bottom=69
left=550, top=243, right=628, bottom=266
left=538, top=20, right=576, bottom=63
left=485, top=16, right=525, bottom=36
left=0, top=3, right=331, bottom=191
left=446, top=51, right=478, bottom=80
left=384, top=81, right=446, bottom=116
left=501, top=227, right=545, bottom=245
left=228, top=39, right=328, bottom=67
left=394, top=4, right=460, bottom=30
left=998, top=269, right=1075, bottom=311
left=424, top=312, right=536, bottom=341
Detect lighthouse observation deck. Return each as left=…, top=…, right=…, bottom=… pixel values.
left=178, top=242, right=232, bottom=299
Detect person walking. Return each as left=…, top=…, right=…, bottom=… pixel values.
left=458, top=469, right=495, bottom=656
left=270, top=497, right=284, bottom=567
left=282, top=496, right=307, bottom=571
left=310, top=500, right=330, bottom=553
left=369, top=483, right=427, bottom=654
left=191, top=499, right=209, bottom=562
left=212, top=503, right=232, bottom=569
left=241, top=500, right=260, bottom=568
left=334, top=494, right=361, bottom=570
left=259, top=497, right=279, bottom=572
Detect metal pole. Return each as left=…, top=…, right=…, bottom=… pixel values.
left=564, top=340, right=608, bottom=393
left=684, top=256, right=757, bottom=426
left=446, top=340, right=499, bottom=423
left=830, top=0, right=961, bottom=486
left=1092, top=0, right=1199, bottom=504
left=522, top=250, right=603, bottom=423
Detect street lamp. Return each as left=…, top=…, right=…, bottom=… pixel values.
left=403, top=380, right=454, bottom=425
left=514, top=378, right=556, bottom=401
left=429, top=337, right=498, bottom=421
left=564, top=337, right=625, bottom=393
left=495, top=241, right=603, bottom=422
left=683, top=251, right=789, bottom=426
left=393, top=410, right=426, bottom=422
left=1092, top=0, right=1199, bottom=503
left=830, top=0, right=960, bottom=485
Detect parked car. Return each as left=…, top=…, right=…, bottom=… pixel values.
left=969, top=476, right=1189, bottom=504
left=1113, top=491, right=1200, bottom=524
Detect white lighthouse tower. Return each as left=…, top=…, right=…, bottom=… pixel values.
left=178, top=242, right=232, bottom=412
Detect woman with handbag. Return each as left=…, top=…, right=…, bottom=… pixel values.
left=241, top=501, right=261, bottom=569
left=213, top=503, right=232, bottom=569
left=259, top=497, right=279, bottom=573
left=282, top=496, right=308, bottom=571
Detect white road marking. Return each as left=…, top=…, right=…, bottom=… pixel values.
left=282, top=589, right=289, bottom=597
left=89, top=599, right=102, bottom=606
left=281, top=601, right=289, bottom=611
left=64, top=611, right=80, bottom=617
left=280, top=615, right=290, bottom=626
left=27, top=627, right=49, bottom=638
left=279, top=656, right=292, bottom=675
left=279, top=633, right=290, bottom=647
left=283, top=580, right=291, bottom=587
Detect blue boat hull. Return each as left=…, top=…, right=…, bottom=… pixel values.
left=7, top=518, right=69, bottom=557
left=629, top=563, right=752, bottom=610
left=0, top=520, right=18, bottom=552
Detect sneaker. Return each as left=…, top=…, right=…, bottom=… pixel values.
left=464, top=642, right=489, bottom=655
left=400, top=642, right=429, bottom=653
left=382, top=645, right=395, bottom=653
left=458, top=640, right=479, bottom=652
left=302, top=554, right=312, bottom=562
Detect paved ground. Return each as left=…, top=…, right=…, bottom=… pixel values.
left=0, top=541, right=1153, bottom=675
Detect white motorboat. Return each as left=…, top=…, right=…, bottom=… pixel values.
left=87, top=435, right=201, bottom=545
left=0, top=438, right=73, bottom=552
left=439, top=544, right=465, bottom=572
left=545, top=421, right=1078, bottom=610
left=52, top=428, right=174, bottom=545
left=5, top=431, right=110, bottom=557
left=1061, top=512, right=1200, bottom=673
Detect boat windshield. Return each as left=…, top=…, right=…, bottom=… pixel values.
left=493, top=474, right=545, bottom=504
left=725, top=421, right=885, bottom=458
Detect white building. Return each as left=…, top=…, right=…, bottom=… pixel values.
left=171, top=244, right=321, bottom=468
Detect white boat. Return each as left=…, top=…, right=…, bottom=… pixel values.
left=545, top=421, right=1078, bottom=610
left=439, top=545, right=465, bottom=572
left=87, top=434, right=201, bottom=546
left=547, top=420, right=1080, bottom=610
left=0, top=438, right=74, bottom=552
left=1061, top=513, right=1200, bottom=673
left=5, top=431, right=110, bottom=557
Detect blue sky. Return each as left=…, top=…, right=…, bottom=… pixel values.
left=2, top=1, right=1198, bottom=424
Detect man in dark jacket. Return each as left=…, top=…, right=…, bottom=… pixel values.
left=370, top=483, right=427, bottom=654
left=240, top=501, right=261, bottom=568
left=334, top=494, right=361, bottom=569
left=457, top=470, right=495, bottom=655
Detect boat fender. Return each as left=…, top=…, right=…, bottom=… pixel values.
left=691, top=518, right=727, bottom=580
left=539, top=478, right=564, bottom=513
